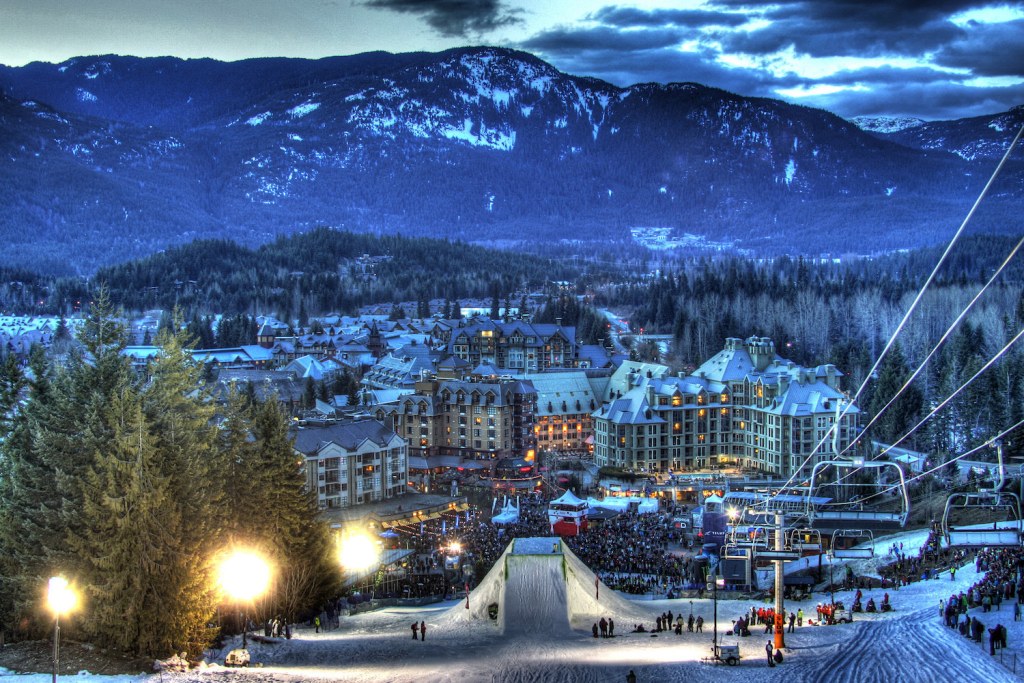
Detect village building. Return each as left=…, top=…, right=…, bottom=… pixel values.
left=293, top=419, right=408, bottom=510
left=592, top=337, right=859, bottom=479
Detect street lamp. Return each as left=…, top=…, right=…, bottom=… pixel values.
left=47, top=576, right=77, bottom=683
left=217, top=549, right=272, bottom=649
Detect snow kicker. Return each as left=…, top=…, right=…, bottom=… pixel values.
left=441, top=536, right=648, bottom=636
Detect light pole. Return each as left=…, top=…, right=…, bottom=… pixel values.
left=47, top=576, right=77, bottom=683
left=708, top=563, right=724, bottom=656
left=217, top=549, right=272, bottom=649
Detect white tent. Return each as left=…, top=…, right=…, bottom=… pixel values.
left=491, top=497, right=520, bottom=525
left=587, top=496, right=659, bottom=514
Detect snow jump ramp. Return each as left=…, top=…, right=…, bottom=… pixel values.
left=441, top=536, right=648, bottom=635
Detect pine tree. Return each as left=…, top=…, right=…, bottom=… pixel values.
left=867, top=342, right=923, bottom=447
left=67, top=380, right=180, bottom=654
left=248, top=399, right=340, bottom=621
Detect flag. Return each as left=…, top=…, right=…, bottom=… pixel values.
left=465, top=582, right=470, bottom=609
left=595, top=576, right=599, bottom=600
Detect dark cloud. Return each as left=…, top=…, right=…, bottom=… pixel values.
left=362, top=0, right=523, bottom=37
left=934, top=19, right=1024, bottom=76
left=813, top=80, right=1021, bottom=120
left=521, top=25, right=686, bottom=54
left=589, top=6, right=750, bottom=29
left=719, top=16, right=963, bottom=59
left=714, top=0, right=998, bottom=31
left=520, top=27, right=769, bottom=94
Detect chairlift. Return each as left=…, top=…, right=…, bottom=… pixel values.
left=941, top=491, right=1023, bottom=548
left=806, top=459, right=910, bottom=529
left=829, top=529, right=874, bottom=559
left=786, top=527, right=822, bottom=553
left=721, top=542, right=751, bottom=561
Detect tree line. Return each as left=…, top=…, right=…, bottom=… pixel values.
left=0, top=291, right=339, bottom=658
left=604, top=236, right=1024, bottom=461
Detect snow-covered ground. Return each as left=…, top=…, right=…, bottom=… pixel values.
left=3, top=527, right=1023, bottom=682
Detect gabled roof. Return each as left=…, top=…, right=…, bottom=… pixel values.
left=550, top=489, right=586, bottom=506
left=595, top=388, right=665, bottom=425
left=292, top=419, right=400, bottom=455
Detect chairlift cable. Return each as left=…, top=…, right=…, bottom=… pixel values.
left=837, top=416, right=1024, bottom=508
left=841, top=236, right=1024, bottom=459
left=829, top=324, right=1024, bottom=506
left=763, top=123, right=1024, bottom=506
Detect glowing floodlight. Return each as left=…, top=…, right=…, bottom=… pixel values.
left=338, top=533, right=380, bottom=572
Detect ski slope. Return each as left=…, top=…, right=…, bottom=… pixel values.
left=2, top=530, right=1022, bottom=683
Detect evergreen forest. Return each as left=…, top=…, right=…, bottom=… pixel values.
left=606, top=235, right=1024, bottom=461
left=0, top=291, right=340, bottom=659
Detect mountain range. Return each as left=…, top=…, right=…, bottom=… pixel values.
left=1, top=47, right=1021, bottom=276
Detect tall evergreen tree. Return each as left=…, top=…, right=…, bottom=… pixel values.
left=866, top=342, right=923, bottom=447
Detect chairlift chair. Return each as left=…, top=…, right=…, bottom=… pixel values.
left=786, top=527, right=822, bottom=553
left=806, top=459, right=910, bottom=530
left=829, top=529, right=874, bottom=559
left=941, top=491, right=1023, bottom=548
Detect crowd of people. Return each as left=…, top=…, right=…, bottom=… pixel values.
left=940, top=546, right=1024, bottom=657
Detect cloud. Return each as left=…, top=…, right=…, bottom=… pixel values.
left=713, top=0, right=996, bottom=31
left=933, top=19, right=1024, bottom=77
left=362, top=0, right=524, bottom=37
left=517, top=1, right=1024, bottom=119
left=810, top=80, right=1021, bottom=120
left=719, top=16, right=964, bottom=59
left=520, top=26, right=769, bottom=94
left=589, top=6, right=750, bottom=29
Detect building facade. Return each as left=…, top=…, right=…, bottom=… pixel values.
left=294, top=419, right=408, bottom=509
left=447, top=320, right=578, bottom=372
left=593, top=337, right=859, bottom=479
left=373, top=375, right=537, bottom=462
left=526, top=370, right=608, bottom=456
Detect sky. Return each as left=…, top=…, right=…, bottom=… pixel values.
left=1, top=0, right=1023, bottom=121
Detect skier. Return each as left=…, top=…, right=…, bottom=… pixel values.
left=411, top=622, right=419, bottom=640
left=766, top=640, right=775, bottom=667
left=420, top=621, right=427, bottom=641
left=609, top=618, right=615, bottom=637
